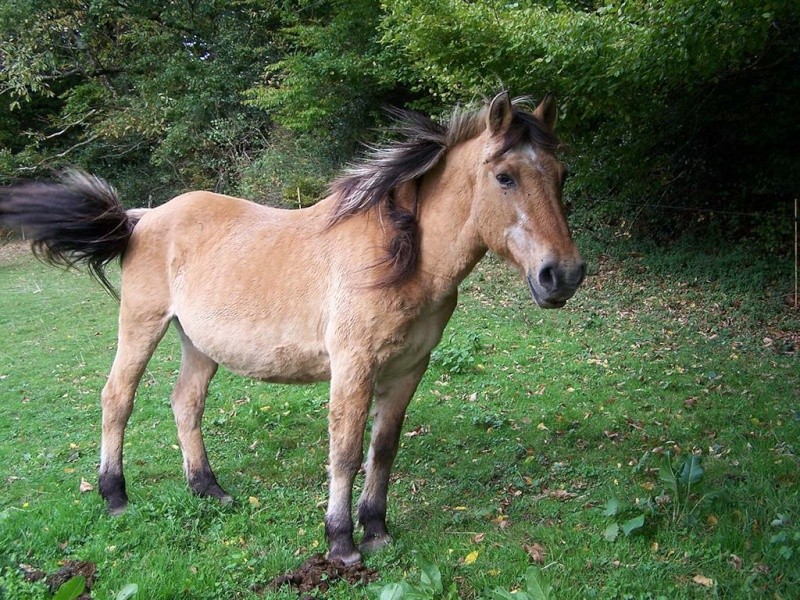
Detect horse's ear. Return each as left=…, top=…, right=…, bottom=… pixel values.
left=487, top=91, right=513, bottom=135
left=533, top=93, right=557, bottom=132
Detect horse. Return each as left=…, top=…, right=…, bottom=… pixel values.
left=0, top=92, right=584, bottom=565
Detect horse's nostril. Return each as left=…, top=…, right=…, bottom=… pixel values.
left=538, top=263, right=558, bottom=292
left=538, top=261, right=585, bottom=294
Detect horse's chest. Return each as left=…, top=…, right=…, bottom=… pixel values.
left=378, top=296, right=457, bottom=378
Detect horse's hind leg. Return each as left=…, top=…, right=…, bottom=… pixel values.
left=358, top=357, right=429, bottom=553
left=99, top=315, right=169, bottom=514
left=171, top=321, right=232, bottom=503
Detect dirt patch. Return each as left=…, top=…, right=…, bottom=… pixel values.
left=21, top=559, right=96, bottom=598
left=257, top=553, right=379, bottom=598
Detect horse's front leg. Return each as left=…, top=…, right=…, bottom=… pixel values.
left=358, top=357, right=429, bottom=553
left=325, top=367, right=374, bottom=565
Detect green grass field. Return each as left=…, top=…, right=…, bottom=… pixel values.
left=1, top=237, right=798, bottom=599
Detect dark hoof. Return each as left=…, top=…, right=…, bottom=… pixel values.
left=106, top=495, right=128, bottom=516
left=108, top=505, right=127, bottom=516
left=360, top=532, right=393, bottom=554
left=99, top=472, right=128, bottom=515
left=197, top=483, right=234, bottom=505
left=326, top=548, right=362, bottom=566
left=189, top=470, right=232, bottom=504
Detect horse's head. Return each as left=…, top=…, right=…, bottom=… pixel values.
left=472, top=92, right=584, bottom=308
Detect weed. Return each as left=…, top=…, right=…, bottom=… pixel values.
left=769, top=515, right=800, bottom=562
left=52, top=576, right=85, bottom=600
left=658, top=452, right=720, bottom=526
left=369, top=562, right=457, bottom=599
left=484, top=567, right=555, bottom=600
left=370, top=562, right=556, bottom=600
left=601, top=497, right=647, bottom=542
left=430, top=332, right=482, bottom=374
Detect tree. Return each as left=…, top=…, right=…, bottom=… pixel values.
left=376, top=0, right=800, bottom=238
left=1, top=0, right=284, bottom=202
left=2, top=0, right=797, bottom=245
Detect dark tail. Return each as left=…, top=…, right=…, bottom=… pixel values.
left=0, top=170, right=137, bottom=299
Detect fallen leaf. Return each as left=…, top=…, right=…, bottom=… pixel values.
left=472, top=533, right=486, bottom=544
left=491, top=515, right=510, bottom=528
left=523, top=542, right=545, bottom=564
left=547, top=489, right=576, bottom=501
left=692, top=574, right=714, bottom=588
left=463, top=550, right=479, bottom=565
left=404, top=425, right=428, bottom=438
left=729, top=554, right=743, bottom=570
left=79, top=478, right=94, bottom=493
left=248, top=496, right=260, bottom=507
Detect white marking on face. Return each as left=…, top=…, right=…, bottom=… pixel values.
left=522, top=144, right=550, bottom=174
left=515, top=205, right=530, bottom=227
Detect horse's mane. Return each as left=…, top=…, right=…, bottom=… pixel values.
left=329, top=96, right=559, bottom=286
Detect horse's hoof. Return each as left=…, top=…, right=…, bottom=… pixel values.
left=360, top=533, right=393, bottom=554
left=191, top=478, right=233, bottom=505
left=107, top=501, right=128, bottom=516
left=326, top=549, right=362, bottom=566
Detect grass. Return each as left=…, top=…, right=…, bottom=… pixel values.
left=0, top=235, right=798, bottom=599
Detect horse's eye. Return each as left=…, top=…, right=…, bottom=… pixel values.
left=495, top=173, right=515, bottom=188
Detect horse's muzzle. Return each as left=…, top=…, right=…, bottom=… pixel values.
left=526, top=260, right=585, bottom=308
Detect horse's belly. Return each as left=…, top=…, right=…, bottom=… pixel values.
left=227, top=345, right=331, bottom=383
left=182, top=319, right=331, bottom=384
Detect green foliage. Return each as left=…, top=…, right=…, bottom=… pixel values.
left=115, top=583, right=139, bottom=600
left=52, top=575, right=85, bottom=600
left=0, top=0, right=283, bottom=200
left=659, top=452, right=720, bottom=526
left=485, top=568, right=555, bottom=600
left=601, top=497, right=646, bottom=542
left=378, top=0, right=800, bottom=239
left=430, top=332, right=482, bottom=374
left=2, top=0, right=797, bottom=248
left=370, top=562, right=458, bottom=599
left=371, top=562, right=555, bottom=600
left=246, top=0, right=391, bottom=145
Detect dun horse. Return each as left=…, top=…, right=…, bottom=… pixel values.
left=0, top=92, right=584, bottom=564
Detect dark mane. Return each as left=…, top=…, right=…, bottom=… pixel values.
left=329, top=96, right=559, bottom=286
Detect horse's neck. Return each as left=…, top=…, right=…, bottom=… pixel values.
left=414, top=144, right=487, bottom=298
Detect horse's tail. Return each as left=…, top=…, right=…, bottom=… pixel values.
left=0, top=170, right=141, bottom=299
